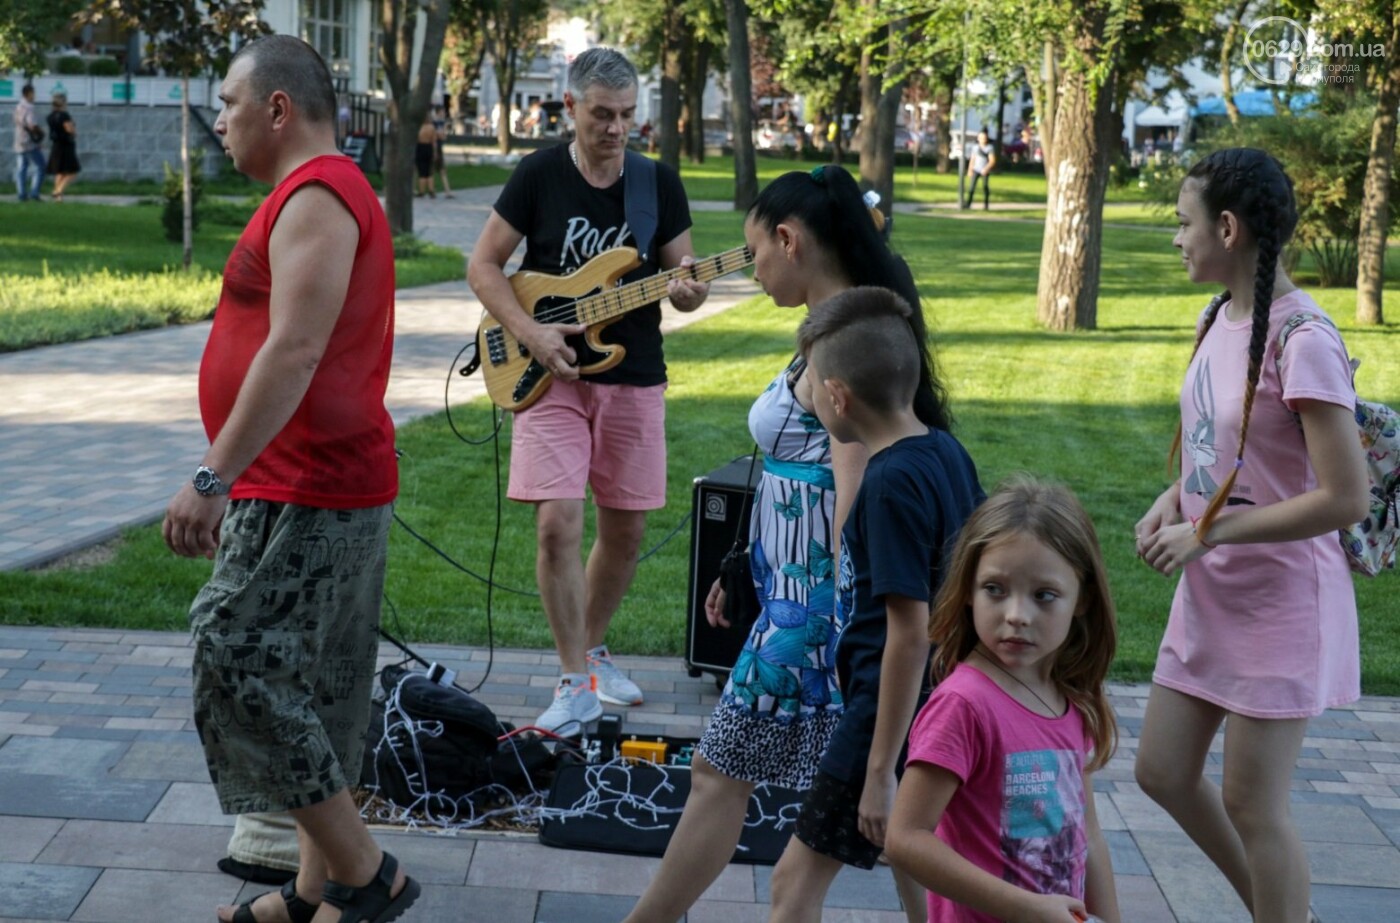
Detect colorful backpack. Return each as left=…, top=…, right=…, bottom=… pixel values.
left=1275, top=312, right=1399, bottom=576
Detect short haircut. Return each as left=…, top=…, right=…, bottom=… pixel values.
left=229, top=34, right=336, bottom=124
left=568, top=47, right=638, bottom=97
left=21, top=84, right=34, bottom=98
left=797, top=286, right=920, bottom=415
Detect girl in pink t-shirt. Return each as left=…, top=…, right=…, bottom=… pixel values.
left=887, top=477, right=1121, bottom=923
left=1134, top=149, right=1368, bottom=923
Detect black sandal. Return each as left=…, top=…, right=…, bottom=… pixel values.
left=321, top=851, right=420, bottom=923
left=230, top=877, right=320, bottom=923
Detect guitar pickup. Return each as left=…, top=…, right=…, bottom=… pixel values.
left=485, top=328, right=508, bottom=365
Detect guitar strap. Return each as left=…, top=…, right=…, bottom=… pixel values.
left=624, top=150, right=660, bottom=263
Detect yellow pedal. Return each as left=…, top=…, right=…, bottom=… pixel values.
left=620, top=738, right=668, bottom=764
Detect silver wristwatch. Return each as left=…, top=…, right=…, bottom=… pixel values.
left=192, top=465, right=230, bottom=497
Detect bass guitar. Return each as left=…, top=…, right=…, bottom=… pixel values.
left=478, top=244, right=754, bottom=412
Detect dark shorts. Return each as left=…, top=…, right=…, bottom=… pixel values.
left=793, top=769, right=882, bottom=870
left=189, top=499, right=391, bottom=814
left=414, top=142, right=434, bottom=178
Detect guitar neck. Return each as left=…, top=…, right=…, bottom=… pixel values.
left=574, top=245, right=754, bottom=326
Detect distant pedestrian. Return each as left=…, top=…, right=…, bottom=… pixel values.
left=963, top=128, right=996, bottom=211
left=46, top=92, right=80, bottom=202
left=415, top=115, right=436, bottom=197
left=431, top=105, right=453, bottom=198
left=12, top=84, right=45, bottom=202
left=163, top=33, right=418, bottom=923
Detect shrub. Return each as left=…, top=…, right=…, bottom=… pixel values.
left=87, top=57, right=122, bottom=76
left=1169, top=90, right=1400, bottom=287
left=53, top=56, right=87, bottom=75
left=161, top=147, right=205, bottom=243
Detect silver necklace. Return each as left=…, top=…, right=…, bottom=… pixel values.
left=570, top=142, right=623, bottom=179
left=972, top=647, right=1062, bottom=718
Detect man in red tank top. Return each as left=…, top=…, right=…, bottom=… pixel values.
left=161, top=35, right=417, bottom=923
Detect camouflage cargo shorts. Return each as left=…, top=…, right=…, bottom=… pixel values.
left=189, top=499, right=392, bottom=815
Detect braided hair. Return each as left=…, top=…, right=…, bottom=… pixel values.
left=1172, top=148, right=1299, bottom=537
left=748, top=165, right=952, bottom=431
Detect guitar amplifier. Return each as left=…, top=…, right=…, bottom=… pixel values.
left=686, top=455, right=763, bottom=683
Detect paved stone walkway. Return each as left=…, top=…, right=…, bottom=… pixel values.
left=0, top=626, right=1397, bottom=922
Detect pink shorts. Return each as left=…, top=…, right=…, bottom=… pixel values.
left=508, top=380, right=668, bottom=510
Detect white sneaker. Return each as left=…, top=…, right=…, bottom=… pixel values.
left=587, top=645, right=644, bottom=706
left=535, top=673, right=602, bottom=733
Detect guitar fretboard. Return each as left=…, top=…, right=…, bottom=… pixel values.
left=573, top=246, right=754, bottom=325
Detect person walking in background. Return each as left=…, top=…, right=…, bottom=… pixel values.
left=12, top=84, right=45, bottom=202
left=1134, top=148, right=1368, bottom=923
left=886, top=477, right=1121, bottom=923
left=624, top=165, right=944, bottom=923
left=431, top=104, right=454, bottom=198
left=963, top=128, right=996, bottom=211
left=46, top=92, right=80, bottom=201
left=415, top=115, right=437, bottom=198
left=162, top=34, right=418, bottom=923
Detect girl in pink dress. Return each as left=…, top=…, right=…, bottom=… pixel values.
left=1134, top=149, right=1369, bottom=923
left=886, top=477, right=1121, bottom=923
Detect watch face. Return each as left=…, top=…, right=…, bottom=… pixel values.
left=193, top=468, right=221, bottom=495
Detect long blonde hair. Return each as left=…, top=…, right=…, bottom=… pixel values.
left=928, top=476, right=1119, bottom=771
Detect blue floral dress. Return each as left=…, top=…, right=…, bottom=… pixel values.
left=697, top=357, right=844, bottom=789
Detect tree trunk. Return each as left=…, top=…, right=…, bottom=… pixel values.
left=934, top=70, right=955, bottom=173
left=1357, top=1, right=1400, bottom=325
left=857, top=21, right=901, bottom=219
left=659, top=0, right=684, bottom=172
left=683, top=40, right=709, bottom=164
left=495, top=52, right=517, bottom=155
left=181, top=78, right=192, bottom=271
left=1036, top=67, right=1117, bottom=331
left=726, top=0, right=758, bottom=211
left=1220, top=0, right=1251, bottom=126
left=381, top=0, right=452, bottom=234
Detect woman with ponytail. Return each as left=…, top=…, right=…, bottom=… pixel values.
left=623, top=165, right=946, bottom=923
left=1134, top=149, right=1369, bottom=923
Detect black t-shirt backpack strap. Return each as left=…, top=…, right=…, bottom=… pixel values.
left=624, top=150, right=659, bottom=263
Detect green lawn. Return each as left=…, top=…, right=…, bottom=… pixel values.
left=2, top=210, right=1397, bottom=692
left=0, top=197, right=466, bottom=352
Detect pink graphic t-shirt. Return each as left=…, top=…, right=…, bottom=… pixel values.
left=906, top=664, right=1093, bottom=923
left=1157, top=290, right=1359, bottom=718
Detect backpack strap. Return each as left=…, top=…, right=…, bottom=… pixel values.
left=623, top=150, right=660, bottom=263
left=1272, top=310, right=1358, bottom=383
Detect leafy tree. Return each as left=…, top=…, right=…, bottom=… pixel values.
left=1310, top=0, right=1397, bottom=323
left=443, top=0, right=489, bottom=129
left=0, top=1, right=86, bottom=76
left=80, top=0, right=270, bottom=270
left=377, top=0, right=452, bottom=234
left=481, top=0, right=548, bottom=155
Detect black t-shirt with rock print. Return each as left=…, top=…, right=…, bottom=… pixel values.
left=492, top=143, right=692, bottom=386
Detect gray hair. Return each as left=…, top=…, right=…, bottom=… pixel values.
left=567, top=47, right=638, bottom=97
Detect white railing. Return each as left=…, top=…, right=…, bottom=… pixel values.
left=0, top=74, right=222, bottom=107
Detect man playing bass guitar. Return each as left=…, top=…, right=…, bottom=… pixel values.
left=466, top=46, right=709, bottom=732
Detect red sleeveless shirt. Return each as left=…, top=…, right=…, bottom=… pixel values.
left=199, top=154, right=397, bottom=508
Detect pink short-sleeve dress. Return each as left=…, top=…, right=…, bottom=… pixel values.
left=1155, top=290, right=1361, bottom=718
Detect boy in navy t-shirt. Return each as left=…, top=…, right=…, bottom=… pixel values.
left=767, top=286, right=983, bottom=920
